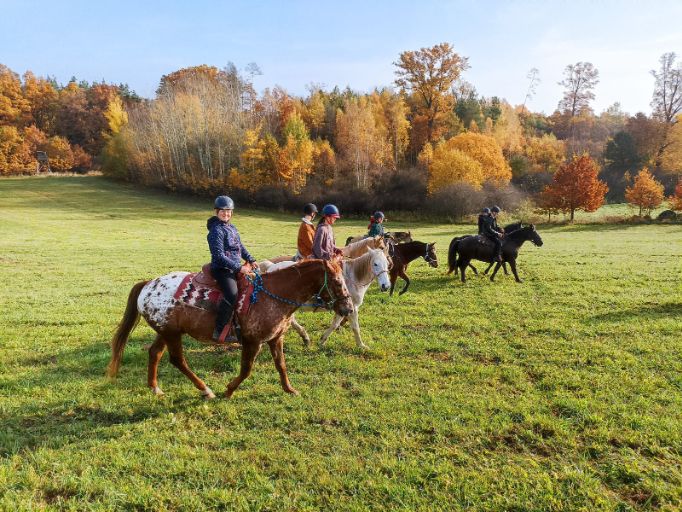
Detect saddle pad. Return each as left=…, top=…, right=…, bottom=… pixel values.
left=173, top=273, right=254, bottom=315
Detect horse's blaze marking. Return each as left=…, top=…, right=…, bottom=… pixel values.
left=138, top=272, right=189, bottom=328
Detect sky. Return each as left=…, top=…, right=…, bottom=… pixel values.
left=1, top=0, right=681, bottom=115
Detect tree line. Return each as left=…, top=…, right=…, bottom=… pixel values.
left=1, top=44, right=681, bottom=219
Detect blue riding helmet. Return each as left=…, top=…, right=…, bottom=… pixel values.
left=214, top=195, right=234, bottom=210
left=322, top=204, right=340, bottom=217
left=373, top=211, right=385, bottom=220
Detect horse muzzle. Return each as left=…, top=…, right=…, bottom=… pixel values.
left=335, top=297, right=354, bottom=317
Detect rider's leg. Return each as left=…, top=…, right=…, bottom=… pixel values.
left=212, top=268, right=238, bottom=342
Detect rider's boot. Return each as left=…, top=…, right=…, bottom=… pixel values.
left=213, top=298, right=238, bottom=343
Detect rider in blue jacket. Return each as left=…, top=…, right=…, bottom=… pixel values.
left=207, top=195, right=257, bottom=342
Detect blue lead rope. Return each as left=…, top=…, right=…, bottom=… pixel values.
left=247, top=269, right=328, bottom=309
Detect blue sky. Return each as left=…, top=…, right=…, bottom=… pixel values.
left=2, top=0, right=680, bottom=115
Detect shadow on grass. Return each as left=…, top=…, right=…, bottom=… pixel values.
left=590, top=302, right=682, bottom=322
left=0, top=334, right=245, bottom=456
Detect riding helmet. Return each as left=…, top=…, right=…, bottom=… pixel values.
left=482, top=207, right=491, bottom=214
left=321, top=204, right=341, bottom=218
left=303, top=203, right=318, bottom=215
left=214, top=195, right=235, bottom=210
left=373, top=211, right=385, bottom=220
left=491, top=205, right=501, bottom=213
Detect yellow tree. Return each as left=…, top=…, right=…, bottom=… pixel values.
left=425, top=140, right=484, bottom=193
left=661, top=115, right=682, bottom=173
left=447, top=132, right=511, bottom=183
left=669, top=181, right=682, bottom=211
left=394, top=43, right=468, bottom=148
left=0, top=65, right=31, bottom=125
left=491, top=101, right=523, bottom=157
left=312, top=138, right=336, bottom=185
left=101, top=96, right=130, bottom=178
left=0, top=125, right=33, bottom=174
left=625, top=167, right=665, bottom=216
left=524, top=133, right=566, bottom=172
left=278, top=112, right=313, bottom=192
left=22, top=71, right=58, bottom=132
left=370, top=89, right=410, bottom=169
left=335, top=97, right=390, bottom=188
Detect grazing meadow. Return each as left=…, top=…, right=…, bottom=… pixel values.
left=1, top=176, right=681, bottom=511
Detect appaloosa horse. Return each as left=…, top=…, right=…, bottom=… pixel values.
left=388, top=241, right=438, bottom=295
left=451, top=224, right=543, bottom=283
left=447, top=222, right=523, bottom=277
left=106, top=260, right=353, bottom=398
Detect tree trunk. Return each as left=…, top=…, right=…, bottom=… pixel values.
left=570, top=208, right=575, bottom=222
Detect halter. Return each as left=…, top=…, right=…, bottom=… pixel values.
left=423, top=244, right=437, bottom=265
left=247, top=266, right=344, bottom=310
left=357, top=260, right=389, bottom=287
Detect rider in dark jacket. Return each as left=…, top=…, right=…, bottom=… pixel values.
left=481, top=205, right=504, bottom=262
left=477, top=207, right=491, bottom=234
left=207, top=195, right=257, bottom=342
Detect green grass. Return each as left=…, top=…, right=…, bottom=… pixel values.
left=1, top=176, right=681, bottom=511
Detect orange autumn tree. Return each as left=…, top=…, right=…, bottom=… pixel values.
left=541, top=154, right=608, bottom=221
left=669, top=181, right=682, bottom=211
left=625, top=168, right=665, bottom=216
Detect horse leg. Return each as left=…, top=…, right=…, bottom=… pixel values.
left=458, top=259, right=468, bottom=283
left=483, top=262, right=494, bottom=275
left=320, top=314, right=345, bottom=346
left=165, top=333, right=215, bottom=399
left=509, top=259, right=523, bottom=283
left=225, top=342, right=262, bottom=398
left=490, top=262, right=502, bottom=282
left=349, top=309, right=368, bottom=349
left=290, top=315, right=311, bottom=347
left=147, top=333, right=167, bottom=396
left=268, top=336, right=298, bottom=395
left=469, top=263, right=478, bottom=275
left=503, top=262, right=509, bottom=275
left=398, top=268, right=410, bottom=295
left=389, top=270, right=398, bottom=296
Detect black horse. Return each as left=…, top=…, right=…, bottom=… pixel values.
left=448, top=224, right=543, bottom=283
left=388, top=241, right=438, bottom=295
left=448, top=222, right=523, bottom=277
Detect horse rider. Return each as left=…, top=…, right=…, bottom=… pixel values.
left=367, top=211, right=386, bottom=238
left=207, top=195, right=258, bottom=342
left=312, top=204, right=344, bottom=261
left=477, top=207, right=491, bottom=235
left=296, top=203, right=318, bottom=260
left=481, top=205, right=504, bottom=263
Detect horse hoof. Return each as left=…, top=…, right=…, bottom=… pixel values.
left=151, top=386, right=164, bottom=396
left=201, top=387, right=216, bottom=400
left=516, top=279, right=523, bottom=283
left=358, top=343, right=369, bottom=350
left=285, top=387, right=300, bottom=396
left=224, top=388, right=235, bottom=399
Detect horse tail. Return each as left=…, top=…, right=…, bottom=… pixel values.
left=447, top=238, right=460, bottom=274
left=106, top=280, right=147, bottom=378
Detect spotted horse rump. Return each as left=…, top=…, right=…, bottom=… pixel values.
left=137, top=269, right=253, bottom=331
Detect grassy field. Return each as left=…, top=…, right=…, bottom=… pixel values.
left=1, top=176, right=681, bottom=511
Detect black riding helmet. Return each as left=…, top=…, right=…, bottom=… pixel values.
left=214, top=195, right=234, bottom=210
left=303, top=203, right=318, bottom=215
left=482, top=207, right=491, bottom=214
left=491, top=205, right=501, bottom=213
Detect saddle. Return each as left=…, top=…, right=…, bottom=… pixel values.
left=174, top=265, right=254, bottom=317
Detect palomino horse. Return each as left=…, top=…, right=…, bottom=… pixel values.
left=267, top=248, right=391, bottom=349
left=106, top=260, right=353, bottom=398
left=388, top=241, right=438, bottom=295
left=345, top=231, right=412, bottom=246
left=450, top=224, right=543, bottom=283
left=447, top=222, right=524, bottom=277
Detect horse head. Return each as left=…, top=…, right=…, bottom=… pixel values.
left=529, top=224, right=543, bottom=247
left=321, top=260, right=353, bottom=316
left=368, top=248, right=391, bottom=292
left=425, top=242, right=438, bottom=268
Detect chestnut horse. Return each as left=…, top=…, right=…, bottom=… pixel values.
left=106, top=259, right=353, bottom=398
left=388, top=241, right=438, bottom=295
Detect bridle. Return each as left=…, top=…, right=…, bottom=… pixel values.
left=248, top=265, right=350, bottom=310
left=423, top=244, right=437, bottom=265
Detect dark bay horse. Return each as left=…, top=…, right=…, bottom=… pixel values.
left=448, top=221, right=523, bottom=277
left=450, top=224, right=543, bottom=283
left=388, top=241, right=438, bottom=295
left=106, top=260, right=353, bottom=398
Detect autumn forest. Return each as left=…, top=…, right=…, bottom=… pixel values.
left=1, top=43, right=681, bottom=219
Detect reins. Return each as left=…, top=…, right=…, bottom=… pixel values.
left=247, top=265, right=340, bottom=310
